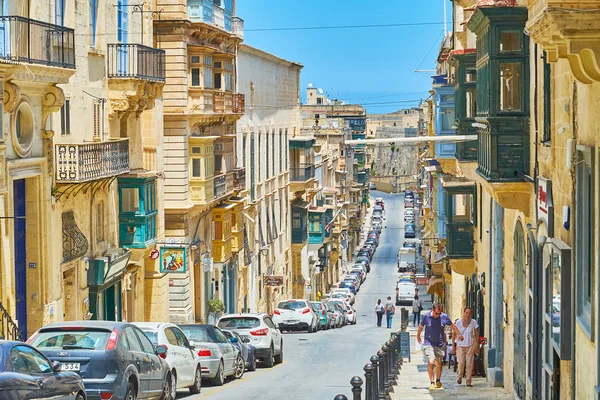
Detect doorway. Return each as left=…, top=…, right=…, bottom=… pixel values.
left=63, top=267, right=77, bottom=321
left=13, top=179, right=27, bottom=339
left=513, top=222, right=527, bottom=399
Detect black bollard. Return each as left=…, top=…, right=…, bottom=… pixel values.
left=387, top=339, right=397, bottom=387
left=364, top=363, right=374, bottom=400
left=395, top=333, right=403, bottom=370
left=377, top=349, right=387, bottom=400
left=371, top=355, right=380, bottom=400
left=351, top=376, right=363, bottom=400
left=333, top=395, right=348, bottom=400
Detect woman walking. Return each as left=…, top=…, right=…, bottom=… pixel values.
left=374, top=299, right=384, bottom=327
left=452, top=307, right=479, bottom=387
left=412, top=295, right=423, bottom=326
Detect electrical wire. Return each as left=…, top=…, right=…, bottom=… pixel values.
left=413, top=29, right=445, bottom=72
left=245, top=22, right=445, bottom=32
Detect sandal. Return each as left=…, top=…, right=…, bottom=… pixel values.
left=457, top=378, right=462, bottom=384
left=467, top=384, right=473, bottom=387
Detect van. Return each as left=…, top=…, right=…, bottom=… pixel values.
left=396, top=281, right=416, bottom=306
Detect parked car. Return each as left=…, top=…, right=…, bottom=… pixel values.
left=272, top=299, right=319, bottom=333
left=326, top=301, right=348, bottom=327
left=396, top=281, right=417, bottom=306
left=339, top=280, right=357, bottom=294
left=0, top=340, right=86, bottom=400
left=221, top=329, right=257, bottom=371
left=216, top=314, right=283, bottom=368
left=405, top=224, right=416, bottom=238
left=369, top=182, right=376, bottom=190
left=324, top=302, right=345, bottom=328
left=134, top=322, right=202, bottom=397
left=28, top=321, right=172, bottom=400
left=357, top=249, right=372, bottom=261
left=178, top=324, right=243, bottom=385
left=343, top=275, right=361, bottom=291
left=355, top=256, right=371, bottom=272
left=331, top=288, right=355, bottom=305
left=309, top=302, right=331, bottom=330
left=329, top=300, right=356, bottom=325
left=349, top=268, right=366, bottom=283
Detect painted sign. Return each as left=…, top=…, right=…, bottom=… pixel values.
left=537, top=177, right=554, bottom=236
left=160, top=247, right=187, bottom=273
left=263, top=275, right=284, bottom=286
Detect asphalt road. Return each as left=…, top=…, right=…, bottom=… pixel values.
left=180, top=191, right=408, bottom=400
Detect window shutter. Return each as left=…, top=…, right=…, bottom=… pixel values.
left=93, top=101, right=101, bottom=139
left=243, top=224, right=252, bottom=266
left=265, top=209, right=273, bottom=244
left=258, top=210, right=265, bottom=246
left=272, top=207, right=278, bottom=238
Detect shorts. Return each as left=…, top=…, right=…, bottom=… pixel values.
left=424, top=345, right=445, bottom=363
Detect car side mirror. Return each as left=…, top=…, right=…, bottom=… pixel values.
left=242, top=338, right=251, bottom=343
left=52, top=360, right=61, bottom=373
left=155, top=344, right=168, bottom=359
left=229, top=337, right=239, bottom=344
left=189, top=340, right=196, bottom=347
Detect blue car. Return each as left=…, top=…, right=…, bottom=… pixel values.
left=0, top=340, right=86, bottom=400
left=339, top=280, right=356, bottom=294
left=29, top=321, right=172, bottom=400
left=221, top=329, right=257, bottom=371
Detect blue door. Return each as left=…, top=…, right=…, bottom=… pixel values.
left=13, top=179, right=26, bottom=339
left=117, top=0, right=129, bottom=75
left=0, top=0, right=9, bottom=59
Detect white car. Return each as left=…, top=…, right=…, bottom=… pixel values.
left=329, top=299, right=357, bottom=325
left=396, top=281, right=417, bottom=306
left=330, top=291, right=354, bottom=305
left=343, top=274, right=362, bottom=290
left=272, top=299, right=319, bottom=333
left=134, top=322, right=202, bottom=397
left=217, top=313, right=283, bottom=368
left=331, top=288, right=355, bottom=305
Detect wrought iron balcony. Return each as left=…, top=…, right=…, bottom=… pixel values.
left=232, top=16, right=244, bottom=39
left=107, top=44, right=165, bottom=82
left=213, top=92, right=245, bottom=114
left=214, top=174, right=227, bottom=198
left=290, top=164, right=315, bottom=182
left=233, top=168, right=246, bottom=190
left=55, top=139, right=130, bottom=183
left=0, top=16, right=75, bottom=69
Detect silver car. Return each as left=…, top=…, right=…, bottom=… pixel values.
left=178, top=324, right=243, bottom=386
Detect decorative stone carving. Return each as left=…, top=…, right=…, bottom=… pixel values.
left=42, top=85, right=66, bottom=127
left=109, top=81, right=164, bottom=117
left=3, top=81, right=20, bottom=114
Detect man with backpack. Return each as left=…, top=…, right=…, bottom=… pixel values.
left=384, top=296, right=395, bottom=328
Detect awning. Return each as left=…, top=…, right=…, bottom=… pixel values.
left=329, top=249, right=340, bottom=266
left=430, top=263, right=445, bottom=276
left=88, top=250, right=132, bottom=290
left=323, top=187, right=339, bottom=193
left=427, top=275, right=444, bottom=296
left=434, top=250, right=448, bottom=263
left=309, top=206, right=326, bottom=213
left=292, top=199, right=310, bottom=209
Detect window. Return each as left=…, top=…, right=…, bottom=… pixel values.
left=258, top=132, right=261, bottom=181
left=172, top=327, right=190, bottom=347
left=466, top=68, right=477, bottom=83
left=224, top=73, right=232, bottom=91
left=441, top=109, right=455, bottom=130
left=292, top=212, right=301, bottom=229
left=543, top=52, right=552, bottom=143
left=214, top=72, right=222, bottom=89
left=121, top=188, right=140, bottom=213
left=90, top=0, right=98, bottom=47
left=164, top=328, right=179, bottom=346
left=191, top=68, right=201, bottom=87
left=242, top=135, right=247, bottom=167
left=575, top=147, right=593, bottom=337
left=466, top=88, right=476, bottom=118
left=124, top=327, right=144, bottom=352
left=61, top=100, right=71, bottom=136
left=96, top=201, right=104, bottom=242
left=191, top=56, right=200, bottom=64
left=55, top=0, right=65, bottom=26
left=317, top=98, right=322, bottom=105
left=285, top=129, right=288, bottom=166
left=500, top=30, right=521, bottom=52
left=309, top=214, right=322, bottom=232
left=204, top=66, right=213, bottom=88
left=93, top=101, right=101, bottom=139
left=134, top=328, right=156, bottom=354
left=500, top=63, right=522, bottom=111
left=145, top=183, right=156, bottom=213
left=266, top=130, right=270, bottom=178
left=272, top=130, right=275, bottom=176
left=192, top=159, right=201, bottom=178
left=279, top=129, right=283, bottom=172
left=9, top=346, right=53, bottom=374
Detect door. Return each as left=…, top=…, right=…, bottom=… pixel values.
left=513, top=223, right=527, bottom=399
left=124, top=326, right=153, bottom=397
left=264, top=316, right=281, bottom=353
left=13, top=179, right=27, bottom=339
left=214, top=328, right=235, bottom=374
left=172, top=327, right=196, bottom=385
left=103, top=283, right=122, bottom=321
left=117, top=0, right=129, bottom=75
left=134, top=327, right=164, bottom=395
left=527, top=232, right=542, bottom=399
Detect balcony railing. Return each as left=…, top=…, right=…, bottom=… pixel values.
left=212, top=92, right=245, bottom=114
left=107, top=44, right=165, bottom=82
left=0, top=16, right=75, bottom=69
left=232, top=16, right=244, bottom=39
left=189, top=1, right=243, bottom=35
left=55, top=139, right=130, bottom=183
left=0, top=302, right=22, bottom=341
left=233, top=168, right=246, bottom=190
left=214, top=174, right=227, bottom=198
left=290, top=165, right=315, bottom=182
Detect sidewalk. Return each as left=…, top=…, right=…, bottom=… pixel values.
left=390, top=325, right=512, bottom=400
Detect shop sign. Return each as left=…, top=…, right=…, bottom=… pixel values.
left=537, top=177, right=554, bottom=235
left=160, top=247, right=187, bottom=273
left=202, top=256, right=214, bottom=272
left=263, top=275, right=284, bottom=286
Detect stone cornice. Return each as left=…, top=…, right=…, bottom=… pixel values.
left=527, top=7, right=600, bottom=84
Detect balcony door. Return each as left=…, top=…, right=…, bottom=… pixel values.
left=0, top=0, right=9, bottom=58
left=117, top=0, right=129, bottom=75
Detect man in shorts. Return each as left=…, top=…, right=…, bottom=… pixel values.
left=417, top=303, right=462, bottom=390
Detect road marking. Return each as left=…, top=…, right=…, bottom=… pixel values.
left=200, top=361, right=288, bottom=398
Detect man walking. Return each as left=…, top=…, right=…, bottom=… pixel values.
left=417, top=304, right=462, bottom=390
left=384, top=296, right=395, bottom=328
left=453, top=307, right=479, bottom=387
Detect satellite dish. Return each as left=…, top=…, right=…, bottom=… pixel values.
left=308, top=83, right=314, bottom=88
left=318, top=88, right=324, bottom=94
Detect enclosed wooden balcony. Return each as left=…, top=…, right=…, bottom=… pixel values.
left=212, top=203, right=235, bottom=263
left=55, top=139, right=129, bottom=183
left=443, top=180, right=476, bottom=259
left=188, top=90, right=245, bottom=123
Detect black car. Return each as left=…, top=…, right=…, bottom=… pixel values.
left=29, top=321, right=172, bottom=400
left=0, top=340, right=86, bottom=400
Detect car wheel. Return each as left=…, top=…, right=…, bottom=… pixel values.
left=75, top=392, right=85, bottom=400
left=160, top=372, right=173, bottom=400
left=210, top=360, right=225, bottom=386
left=189, top=366, right=202, bottom=394
left=124, top=381, right=136, bottom=400
left=307, top=324, right=314, bottom=333
left=263, top=345, right=275, bottom=368
left=233, top=354, right=245, bottom=379
left=248, top=350, right=257, bottom=371
left=274, top=342, right=283, bottom=364
left=169, top=371, right=177, bottom=400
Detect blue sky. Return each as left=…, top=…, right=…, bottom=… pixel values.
left=237, top=0, right=452, bottom=114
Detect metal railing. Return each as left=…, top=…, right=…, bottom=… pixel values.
left=107, top=43, right=166, bottom=81
left=334, top=330, right=405, bottom=400
left=290, top=164, right=315, bottom=182
left=0, top=302, right=22, bottom=342
left=55, top=139, right=130, bottom=183
left=214, top=174, right=227, bottom=198
left=232, top=16, right=244, bottom=38
left=0, top=16, right=75, bottom=69
left=213, top=92, right=245, bottom=114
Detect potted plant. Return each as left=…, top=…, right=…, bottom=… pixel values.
left=207, top=298, right=225, bottom=324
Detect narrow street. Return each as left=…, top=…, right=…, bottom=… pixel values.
left=180, top=192, right=408, bottom=399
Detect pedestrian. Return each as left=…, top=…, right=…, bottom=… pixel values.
left=417, top=303, right=463, bottom=391
left=384, top=296, right=395, bottom=328
left=412, top=295, right=423, bottom=326
left=452, top=307, right=479, bottom=387
left=374, top=299, right=384, bottom=327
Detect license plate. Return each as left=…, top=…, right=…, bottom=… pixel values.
left=60, top=363, right=80, bottom=371
left=286, top=320, right=298, bottom=324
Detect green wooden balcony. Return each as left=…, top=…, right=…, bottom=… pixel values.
left=444, top=182, right=476, bottom=259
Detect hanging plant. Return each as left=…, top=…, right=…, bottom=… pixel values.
left=207, top=298, right=225, bottom=313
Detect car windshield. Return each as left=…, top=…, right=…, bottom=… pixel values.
left=179, top=326, right=216, bottom=343
left=140, top=330, right=159, bottom=345
left=331, top=293, right=346, bottom=299
left=277, top=301, right=307, bottom=310
left=31, top=329, right=110, bottom=350
left=217, top=317, right=261, bottom=330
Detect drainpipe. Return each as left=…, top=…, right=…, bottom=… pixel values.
left=569, top=82, right=577, bottom=400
